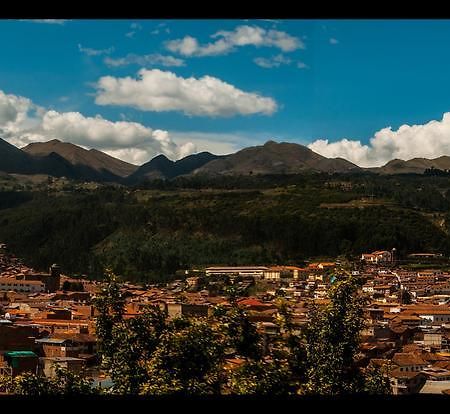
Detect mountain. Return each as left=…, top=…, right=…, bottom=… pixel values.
left=0, top=137, right=77, bottom=176
left=22, top=139, right=137, bottom=178
left=127, top=151, right=222, bottom=183
left=0, top=137, right=43, bottom=174
left=193, top=140, right=360, bottom=176
left=371, top=156, right=450, bottom=174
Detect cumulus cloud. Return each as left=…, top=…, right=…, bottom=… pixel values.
left=94, top=69, right=278, bottom=117
left=78, top=44, right=114, bottom=57
left=0, top=90, right=43, bottom=142
left=254, top=54, right=292, bottom=68
left=165, top=25, right=304, bottom=57
left=0, top=89, right=196, bottom=164
left=308, top=113, right=450, bottom=167
left=104, top=53, right=185, bottom=68
left=169, top=131, right=263, bottom=155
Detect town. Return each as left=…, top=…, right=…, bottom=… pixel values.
left=0, top=243, right=449, bottom=395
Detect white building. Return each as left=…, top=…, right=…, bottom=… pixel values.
left=0, top=278, right=44, bottom=293
left=205, top=266, right=268, bottom=278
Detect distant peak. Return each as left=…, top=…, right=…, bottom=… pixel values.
left=47, top=139, right=62, bottom=144
left=264, top=140, right=278, bottom=146
left=152, top=154, right=170, bottom=161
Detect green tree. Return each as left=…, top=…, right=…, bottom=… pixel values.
left=227, top=359, right=293, bottom=395
left=302, top=273, right=366, bottom=395
left=363, top=364, right=392, bottom=395
left=0, top=366, right=98, bottom=396
left=140, top=318, right=225, bottom=395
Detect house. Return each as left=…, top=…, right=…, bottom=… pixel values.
left=236, top=298, right=276, bottom=312
left=361, top=250, right=393, bottom=264
left=166, top=302, right=210, bottom=319
left=35, top=333, right=96, bottom=358
left=29, top=319, right=91, bottom=334
left=418, top=309, right=450, bottom=326
left=0, top=322, right=40, bottom=352
left=0, top=278, right=44, bottom=293
left=419, top=367, right=450, bottom=394
left=389, top=368, right=427, bottom=395
left=0, top=351, right=39, bottom=376
left=391, top=352, right=428, bottom=372
left=40, top=356, right=85, bottom=378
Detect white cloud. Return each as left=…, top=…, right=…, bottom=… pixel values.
left=297, top=61, right=309, bottom=69
left=165, top=25, right=304, bottom=57
left=151, top=22, right=170, bottom=35
left=94, top=69, right=278, bottom=117
left=104, top=53, right=185, bottom=68
left=169, top=131, right=261, bottom=155
left=0, top=90, right=43, bottom=142
left=0, top=89, right=196, bottom=164
left=78, top=44, right=114, bottom=57
left=22, top=19, right=67, bottom=25
left=126, top=22, right=143, bottom=38
left=254, top=54, right=292, bottom=68
left=329, top=38, right=339, bottom=45
left=308, top=113, right=450, bottom=167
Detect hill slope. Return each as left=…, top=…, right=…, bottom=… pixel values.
left=127, top=151, right=222, bottom=183
left=372, top=156, right=450, bottom=174
left=22, top=139, right=137, bottom=178
left=193, top=140, right=360, bottom=176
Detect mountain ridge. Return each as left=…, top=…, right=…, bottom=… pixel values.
left=3, top=137, right=450, bottom=181
left=22, top=139, right=137, bottom=178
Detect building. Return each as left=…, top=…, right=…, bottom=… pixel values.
left=0, top=351, right=39, bottom=376
left=361, top=250, right=394, bottom=264
left=0, top=322, right=40, bottom=351
left=40, top=356, right=85, bottom=378
left=36, top=333, right=96, bottom=358
left=263, top=266, right=305, bottom=280
left=166, top=302, right=210, bottom=319
left=18, top=264, right=61, bottom=293
left=0, top=278, right=44, bottom=293
left=205, top=266, right=268, bottom=278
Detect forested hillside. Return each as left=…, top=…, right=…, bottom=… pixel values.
left=1, top=172, right=450, bottom=282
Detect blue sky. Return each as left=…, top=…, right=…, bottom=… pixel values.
left=2, top=19, right=450, bottom=166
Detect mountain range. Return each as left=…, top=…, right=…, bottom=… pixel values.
left=1, top=136, right=450, bottom=183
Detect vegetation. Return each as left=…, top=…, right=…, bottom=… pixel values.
left=0, top=172, right=450, bottom=283
left=0, top=365, right=99, bottom=395
left=3, top=269, right=390, bottom=396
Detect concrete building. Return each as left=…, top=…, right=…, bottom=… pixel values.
left=0, top=278, right=44, bottom=293
left=205, top=266, right=268, bottom=278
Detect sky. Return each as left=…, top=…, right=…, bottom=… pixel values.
left=2, top=19, right=450, bottom=166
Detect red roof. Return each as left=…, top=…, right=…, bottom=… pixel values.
left=237, top=298, right=268, bottom=307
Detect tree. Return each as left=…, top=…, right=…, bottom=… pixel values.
left=274, top=300, right=308, bottom=384
left=227, top=359, right=293, bottom=395
left=95, top=270, right=227, bottom=395
left=62, top=280, right=84, bottom=291
left=302, top=273, right=367, bottom=395
left=140, top=318, right=225, bottom=395
left=0, top=366, right=98, bottom=396
left=213, top=287, right=264, bottom=361
left=363, top=364, right=392, bottom=395
left=399, top=288, right=412, bottom=305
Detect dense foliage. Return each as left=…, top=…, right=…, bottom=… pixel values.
left=0, top=173, right=450, bottom=282
left=0, top=365, right=98, bottom=395
left=93, top=272, right=389, bottom=396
